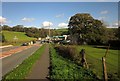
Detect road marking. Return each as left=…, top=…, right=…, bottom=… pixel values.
left=0, top=45, right=32, bottom=59
left=0, top=44, right=42, bottom=59
left=0, top=45, right=13, bottom=48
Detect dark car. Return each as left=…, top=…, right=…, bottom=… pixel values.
left=21, top=43, right=29, bottom=46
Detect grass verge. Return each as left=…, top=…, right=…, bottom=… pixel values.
left=49, top=44, right=98, bottom=80
left=2, top=44, right=45, bottom=80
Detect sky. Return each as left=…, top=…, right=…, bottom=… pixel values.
left=1, top=2, right=119, bottom=29
left=1, top=0, right=120, bottom=2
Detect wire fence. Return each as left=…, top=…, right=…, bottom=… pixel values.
left=85, top=51, right=119, bottom=80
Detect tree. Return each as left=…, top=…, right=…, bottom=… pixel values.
left=0, top=33, right=6, bottom=42
left=117, top=27, right=120, bottom=40
left=0, top=25, right=2, bottom=31
left=106, top=28, right=118, bottom=40
left=12, top=25, right=24, bottom=32
left=2, top=25, right=11, bottom=31
left=68, top=13, right=108, bottom=44
left=39, top=28, right=48, bottom=38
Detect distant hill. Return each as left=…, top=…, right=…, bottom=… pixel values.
left=2, top=31, right=36, bottom=45
left=55, top=28, right=68, bottom=35
left=56, top=28, right=68, bottom=31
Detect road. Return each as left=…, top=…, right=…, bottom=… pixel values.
left=1, top=46, right=19, bottom=53
left=2, top=44, right=41, bottom=77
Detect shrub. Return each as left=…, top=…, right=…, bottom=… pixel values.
left=0, top=34, right=6, bottom=42
left=55, top=45, right=81, bottom=65
left=49, top=44, right=98, bottom=80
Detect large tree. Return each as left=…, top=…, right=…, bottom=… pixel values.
left=68, top=13, right=108, bottom=44
left=2, top=25, right=11, bottom=31
left=117, top=27, right=120, bottom=40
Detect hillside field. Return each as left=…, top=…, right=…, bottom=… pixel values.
left=2, top=31, right=36, bottom=46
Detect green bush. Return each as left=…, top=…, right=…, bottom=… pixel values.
left=0, top=33, right=6, bottom=42
left=50, top=44, right=98, bottom=80
left=55, top=45, right=81, bottom=65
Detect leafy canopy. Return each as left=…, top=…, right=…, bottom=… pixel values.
left=68, top=13, right=108, bottom=44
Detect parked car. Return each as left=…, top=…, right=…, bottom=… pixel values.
left=21, top=43, right=29, bottom=46
left=60, top=40, right=71, bottom=45
left=32, top=40, right=36, bottom=44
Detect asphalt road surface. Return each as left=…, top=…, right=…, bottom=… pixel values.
left=1, top=46, right=20, bottom=53
left=2, top=45, right=41, bottom=77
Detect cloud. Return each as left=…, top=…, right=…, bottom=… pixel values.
left=100, top=10, right=108, bottom=14
left=24, top=25, right=37, bottom=27
left=107, top=21, right=119, bottom=28
left=119, top=21, right=120, bottom=27
left=98, top=16, right=106, bottom=20
left=58, top=23, right=68, bottom=28
left=68, top=17, right=71, bottom=22
left=56, top=13, right=64, bottom=18
left=112, top=22, right=118, bottom=27
left=22, top=17, right=35, bottom=22
left=0, top=16, right=7, bottom=24
left=42, top=21, right=53, bottom=27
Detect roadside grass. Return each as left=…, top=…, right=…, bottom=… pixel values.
left=2, top=44, right=45, bottom=80
left=2, top=31, right=36, bottom=46
left=49, top=44, right=98, bottom=80
left=76, top=45, right=119, bottom=79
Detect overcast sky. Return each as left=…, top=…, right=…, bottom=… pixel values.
left=1, top=2, right=119, bottom=29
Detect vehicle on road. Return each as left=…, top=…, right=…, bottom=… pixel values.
left=21, top=43, right=29, bottom=46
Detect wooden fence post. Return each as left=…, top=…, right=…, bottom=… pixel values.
left=102, top=44, right=110, bottom=81
left=84, top=57, right=89, bottom=69
left=102, top=57, right=108, bottom=81
left=104, top=44, right=110, bottom=58
left=80, top=49, right=89, bottom=69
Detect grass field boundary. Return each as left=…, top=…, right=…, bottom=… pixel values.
left=76, top=45, right=119, bottom=80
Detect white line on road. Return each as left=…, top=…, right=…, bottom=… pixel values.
left=0, top=45, right=13, bottom=48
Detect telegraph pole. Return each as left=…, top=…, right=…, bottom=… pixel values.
left=49, top=22, right=50, bottom=43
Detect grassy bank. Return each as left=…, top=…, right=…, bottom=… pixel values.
left=2, top=31, right=36, bottom=46
left=2, top=44, right=45, bottom=80
left=49, top=44, right=98, bottom=80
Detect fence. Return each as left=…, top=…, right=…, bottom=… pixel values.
left=85, top=51, right=119, bottom=80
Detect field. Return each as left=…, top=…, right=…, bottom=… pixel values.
left=55, top=28, right=68, bottom=35
left=56, top=28, right=68, bottom=32
left=2, top=31, right=36, bottom=46
left=52, top=44, right=119, bottom=80
left=76, top=45, right=119, bottom=79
